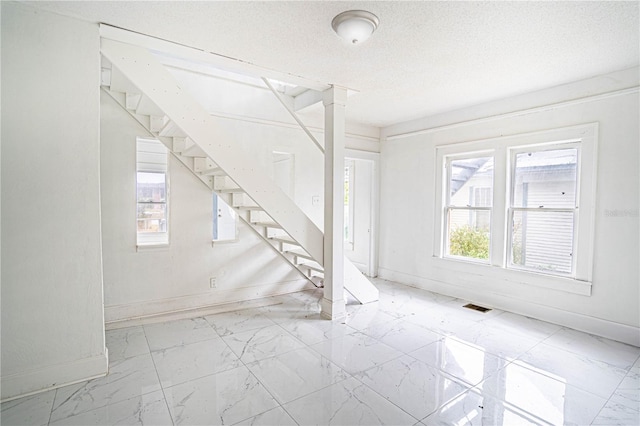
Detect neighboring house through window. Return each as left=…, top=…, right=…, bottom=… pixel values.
left=136, top=138, right=169, bottom=246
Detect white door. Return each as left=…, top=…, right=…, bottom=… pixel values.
left=345, top=158, right=373, bottom=274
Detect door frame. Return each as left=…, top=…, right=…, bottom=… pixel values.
left=345, top=149, right=379, bottom=277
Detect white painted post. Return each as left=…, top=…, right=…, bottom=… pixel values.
left=321, top=86, right=348, bottom=320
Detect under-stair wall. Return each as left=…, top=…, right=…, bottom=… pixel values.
left=101, top=85, right=319, bottom=323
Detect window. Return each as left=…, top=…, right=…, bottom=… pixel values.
left=509, top=147, right=578, bottom=275
left=213, top=194, right=237, bottom=241
left=445, top=155, right=494, bottom=261
left=435, top=124, right=598, bottom=293
left=137, top=138, right=168, bottom=245
left=344, top=159, right=355, bottom=250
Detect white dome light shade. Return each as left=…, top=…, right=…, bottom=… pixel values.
left=332, top=10, right=379, bottom=44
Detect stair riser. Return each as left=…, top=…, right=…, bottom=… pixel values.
left=213, top=175, right=238, bottom=191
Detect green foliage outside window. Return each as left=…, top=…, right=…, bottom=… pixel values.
left=449, top=226, right=490, bottom=260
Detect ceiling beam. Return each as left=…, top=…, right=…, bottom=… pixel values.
left=100, top=24, right=331, bottom=92
left=294, top=89, right=324, bottom=111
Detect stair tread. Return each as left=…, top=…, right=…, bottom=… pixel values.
left=252, top=221, right=282, bottom=228
left=286, top=249, right=314, bottom=261
left=269, top=236, right=299, bottom=245
left=200, top=167, right=226, bottom=176
left=298, top=262, right=324, bottom=273
left=217, top=187, right=244, bottom=193
left=235, top=205, right=263, bottom=211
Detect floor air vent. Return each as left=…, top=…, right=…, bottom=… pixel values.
left=463, top=303, right=492, bottom=313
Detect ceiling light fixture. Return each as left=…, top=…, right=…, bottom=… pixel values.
left=331, top=10, right=379, bottom=45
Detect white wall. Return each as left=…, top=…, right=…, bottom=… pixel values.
left=379, top=68, right=640, bottom=346
left=1, top=3, right=107, bottom=400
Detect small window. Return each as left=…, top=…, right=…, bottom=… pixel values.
left=136, top=138, right=168, bottom=246
left=445, top=155, right=494, bottom=262
left=213, top=194, right=237, bottom=241
left=508, top=147, right=578, bottom=275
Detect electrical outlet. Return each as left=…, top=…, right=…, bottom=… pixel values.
left=209, top=277, right=217, bottom=288
left=312, top=195, right=320, bottom=206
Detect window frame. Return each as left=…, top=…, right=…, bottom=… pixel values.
left=136, top=138, right=169, bottom=247
left=212, top=193, right=238, bottom=244
left=506, top=143, right=580, bottom=277
left=443, top=152, right=495, bottom=264
left=434, top=124, right=598, bottom=295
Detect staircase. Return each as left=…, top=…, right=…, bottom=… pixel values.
left=100, top=39, right=378, bottom=305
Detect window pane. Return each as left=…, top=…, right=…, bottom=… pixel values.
left=447, top=208, right=491, bottom=260
left=137, top=203, right=167, bottom=233
left=449, top=157, right=493, bottom=207
left=513, top=148, right=577, bottom=208
left=511, top=210, right=574, bottom=274
left=213, top=194, right=236, bottom=241
left=137, top=172, right=166, bottom=202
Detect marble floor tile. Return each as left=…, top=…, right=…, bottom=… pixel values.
left=609, top=369, right=640, bottom=411
left=476, top=311, right=562, bottom=341
left=222, top=324, right=306, bottom=363
left=48, top=390, right=172, bottom=425
left=516, top=342, right=628, bottom=399
left=106, top=326, right=150, bottom=362
left=409, top=336, right=509, bottom=386
left=309, top=331, right=404, bottom=374
left=360, top=318, right=442, bottom=353
left=231, top=406, right=297, bottom=426
left=442, top=298, right=505, bottom=320
left=0, top=389, right=56, bottom=426
left=403, top=305, right=482, bottom=337
left=205, top=308, right=276, bottom=336
left=283, top=376, right=417, bottom=425
left=152, top=338, right=241, bottom=388
left=592, top=401, right=640, bottom=425
left=422, top=388, right=542, bottom=426
left=5, top=280, right=639, bottom=426
left=143, top=317, right=218, bottom=351
left=355, top=355, right=470, bottom=420
left=279, top=313, right=354, bottom=346
left=50, top=354, right=162, bottom=422
left=343, top=303, right=399, bottom=331
left=542, top=327, right=640, bottom=370
left=258, top=295, right=321, bottom=323
left=478, top=361, right=607, bottom=425
left=452, top=321, right=543, bottom=360
left=163, top=365, right=278, bottom=426
left=247, top=347, right=349, bottom=404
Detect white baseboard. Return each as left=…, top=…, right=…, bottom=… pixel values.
left=104, top=279, right=314, bottom=326
left=378, top=267, right=640, bottom=347
left=1, top=351, right=109, bottom=402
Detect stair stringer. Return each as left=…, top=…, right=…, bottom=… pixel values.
left=101, top=38, right=324, bottom=263
left=102, top=86, right=318, bottom=288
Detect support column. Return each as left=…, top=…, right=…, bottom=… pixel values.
left=321, top=86, right=348, bottom=321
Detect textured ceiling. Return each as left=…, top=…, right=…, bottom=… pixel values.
left=27, top=1, right=640, bottom=128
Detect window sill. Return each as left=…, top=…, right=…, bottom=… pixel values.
left=212, top=239, right=239, bottom=246
left=136, top=243, right=170, bottom=252
left=432, top=256, right=592, bottom=296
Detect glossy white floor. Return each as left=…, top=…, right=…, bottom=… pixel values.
left=2, top=278, right=639, bottom=425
